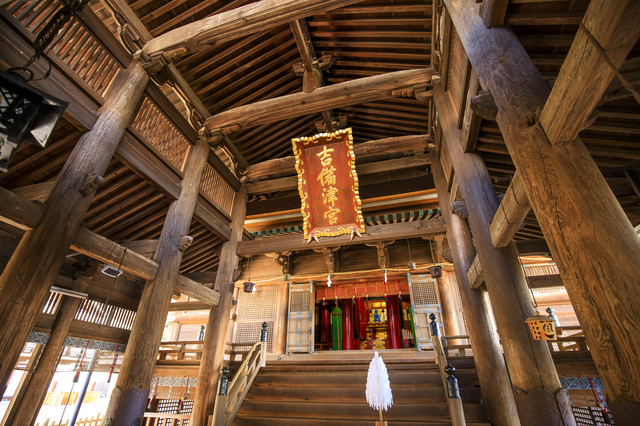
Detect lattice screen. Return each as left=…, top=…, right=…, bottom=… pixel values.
left=411, top=280, right=438, bottom=305
left=234, top=322, right=275, bottom=352
left=233, top=287, right=278, bottom=352
left=237, top=288, right=278, bottom=321
left=290, top=290, right=310, bottom=312
left=452, top=274, right=469, bottom=340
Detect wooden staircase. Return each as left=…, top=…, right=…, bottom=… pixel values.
left=230, top=356, right=491, bottom=426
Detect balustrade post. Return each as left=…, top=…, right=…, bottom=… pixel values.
left=211, top=367, right=229, bottom=426
left=431, top=313, right=466, bottom=426
left=260, top=322, right=268, bottom=367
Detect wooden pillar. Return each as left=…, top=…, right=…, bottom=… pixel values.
left=0, top=60, right=148, bottom=398
left=5, top=280, right=88, bottom=426
left=431, top=150, right=520, bottom=426
left=436, top=274, right=465, bottom=343
left=320, top=303, right=330, bottom=343
left=386, top=295, right=402, bottom=349
left=104, top=133, right=210, bottom=425
left=434, top=85, right=575, bottom=426
left=442, top=1, right=640, bottom=422
left=340, top=299, right=355, bottom=350
left=0, top=344, right=43, bottom=426
left=191, top=183, right=246, bottom=426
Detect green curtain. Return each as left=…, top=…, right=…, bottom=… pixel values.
left=331, top=305, right=343, bottom=350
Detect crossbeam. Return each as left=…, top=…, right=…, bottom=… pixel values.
left=237, top=218, right=446, bottom=256
left=245, top=134, right=431, bottom=180
left=0, top=187, right=219, bottom=305
left=539, top=0, right=640, bottom=145
left=142, top=0, right=365, bottom=58
left=205, top=69, right=435, bottom=134
left=489, top=171, right=531, bottom=248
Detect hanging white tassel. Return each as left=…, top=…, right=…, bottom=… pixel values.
left=366, top=351, right=393, bottom=412
left=327, top=274, right=332, bottom=287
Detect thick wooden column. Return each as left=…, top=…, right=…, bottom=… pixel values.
left=341, top=299, right=355, bottom=350
left=320, top=303, right=330, bottom=343
left=191, top=183, right=246, bottom=426
left=443, top=0, right=640, bottom=422
left=386, top=295, right=402, bottom=349
left=436, top=274, right=464, bottom=343
left=431, top=150, right=520, bottom=426
left=434, top=85, right=575, bottom=426
left=5, top=280, right=88, bottom=426
left=0, top=60, right=148, bottom=398
left=104, top=134, right=210, bottom=425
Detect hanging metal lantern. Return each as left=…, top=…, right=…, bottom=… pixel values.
left=525, top=311, right=557, bottom=340
left=429, top=265, right=442, bottom=278
left=243, top=281, right=256, bottom=293
left=0, top=70, right=67, bottom=172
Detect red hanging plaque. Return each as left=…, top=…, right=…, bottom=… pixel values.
left=292, top=128, right=365, bottom=239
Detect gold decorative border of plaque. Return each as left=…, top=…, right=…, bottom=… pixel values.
left=292, top=128, right=366, bottom=239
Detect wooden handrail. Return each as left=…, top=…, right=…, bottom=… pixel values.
left=431, top=315, right=466, bottom=426
left=143, top=412, right=191, bottom=425
left=211, top=323, right=269, bottom=426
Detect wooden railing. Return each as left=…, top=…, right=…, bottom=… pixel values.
left=430, top=314, right=466, bottom=426
left=40, top=290, right=136, bottom=330
left=142, top=412, right=191, bottom=426
left=156, top=341, right=256, bottom=364
left=4, top=0, right=122, bottom=99
left=211, top=323, right=268, bottom=426
left=130, top=96, right=192, bottom=172
left=200, top=162, right=235, bottom=217
left=548, top=325, right=588, bottom=352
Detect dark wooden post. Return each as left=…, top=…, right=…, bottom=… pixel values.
left=442, top=0, right=640, bottom=422
left=104, top=134, right=210, bottom=425
left=432, top=151, right=521, bottom=426
left=191, top=182, right=246, bottom=426
left=434, top=86, right=575, bottom=426
left=0, top=60, right=148, bottom=398
left=5, top=280, right=89, bottom=426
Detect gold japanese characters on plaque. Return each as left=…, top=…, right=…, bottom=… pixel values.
left=292, top=128, right=365, bottom=241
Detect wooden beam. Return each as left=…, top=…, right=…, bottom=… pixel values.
left=539, top=0, right=640, bottom=145
left=167, top=302, right=212, bottom=311
left=142, top=0, right=365, bottom=58
left=466, top=254, right=484, bottom=290
left=515, top=239, right=551, bottom=256
left=245, top=134, right=431, bottom=180
left=460, top=69, right=482, bottom=152
left=0, top=186, right=219, bottom=306
left=480, top=0, right=509, bottom=28
left=237, top=219, right=446, bottom=256
left=527, top=274, right=563, bottom=289
left=247, top=154, right=431, bottom=194
left=489, top=171, right=531, bottom=248
left=10, top=182, right=55, bottom=203
left=204, top=69, right=435, bottom=134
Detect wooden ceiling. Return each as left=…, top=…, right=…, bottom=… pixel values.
left=92, top=0, right=640, bottom=238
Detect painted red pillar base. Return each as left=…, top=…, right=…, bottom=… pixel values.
left=387, top=295, right=402, bottom=349
left=341, top=299, right=355, bottom=350
left=320, top=303, right=330, bottom=343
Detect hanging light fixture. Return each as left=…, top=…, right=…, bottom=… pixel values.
left=0, top=0, right=95, bottom=172
left=525, top=310, right=557, bottom=341
left=243, top=256, right=255, bottom=293
left=407, top=239, right=416, bottom=270
left=0, top=70, right=67, bottom=171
